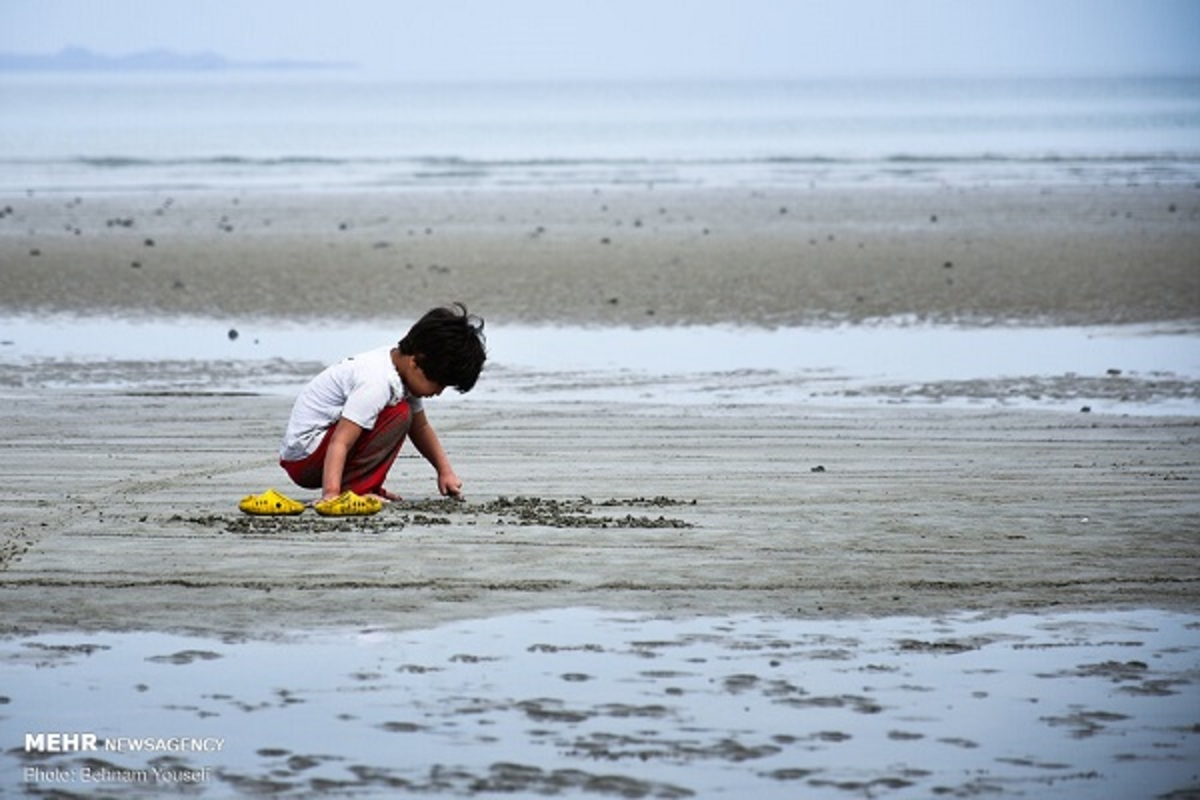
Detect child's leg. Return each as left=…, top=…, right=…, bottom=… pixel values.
left=341, top=401, right=412, bottom=496
left=280, top=401, right=413, bottom=496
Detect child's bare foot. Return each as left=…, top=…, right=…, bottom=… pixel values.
left=370, top=489, right=402, bottom=503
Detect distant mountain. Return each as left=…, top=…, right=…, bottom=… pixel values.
left=0, top=46, right=354, bottom=72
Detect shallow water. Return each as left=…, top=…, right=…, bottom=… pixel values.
left=3, top=608, right=1198, bottom=798
left=2, top=315, right=1199, bottom=415
left=3, top=75, right=1199, bottom=192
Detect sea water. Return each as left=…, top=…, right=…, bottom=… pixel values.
left=2, top=608, right=1198, bottom=798
left=1, top=73, right=1198, bottom=192
left=2, top=315, right=1199, bottom=414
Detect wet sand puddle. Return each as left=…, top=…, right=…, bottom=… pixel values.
left=4, top=315, right=1200, bottom=416
left=3, top=609, right=1198, bottom=799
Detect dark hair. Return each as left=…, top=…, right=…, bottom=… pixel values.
left=398, top=302, right=487, bottom=393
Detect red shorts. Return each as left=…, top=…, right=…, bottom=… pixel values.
left=280, top=400, right=412, bottom=496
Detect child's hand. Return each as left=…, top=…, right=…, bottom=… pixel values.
left=438, top=470, right=464, bottom=499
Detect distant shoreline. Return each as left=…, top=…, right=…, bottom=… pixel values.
left=0, top=46, right=354, bottom=73
left=2, top=52, right=1196, bottom=79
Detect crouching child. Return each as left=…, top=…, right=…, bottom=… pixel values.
left=239, top=303, right=486, bottom=517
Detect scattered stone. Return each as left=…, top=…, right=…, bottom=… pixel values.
left=145, top=650, right=223, bottom=665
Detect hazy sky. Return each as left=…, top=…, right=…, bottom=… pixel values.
left=2, top=0, right=1198, bottom=80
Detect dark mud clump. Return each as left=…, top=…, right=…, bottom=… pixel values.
left=476, top=496, right=696, bottom=529
left=219, top=515, right=399, bottom=536
left=145, top=649, right=224, bottom=666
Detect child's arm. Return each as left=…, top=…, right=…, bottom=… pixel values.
left=408, top=409, right=463, bottom=498
left=321, top=417, right=364, bottom=501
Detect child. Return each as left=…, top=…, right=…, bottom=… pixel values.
left=240, top=303, right=486, bottom=517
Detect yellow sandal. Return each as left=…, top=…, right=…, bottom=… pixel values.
left=314, top=490, right=383, bottom=517
left=238, top=488, right=305, bottom=516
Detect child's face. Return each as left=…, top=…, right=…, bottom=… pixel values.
left=403, top=356, right=445, bottom=398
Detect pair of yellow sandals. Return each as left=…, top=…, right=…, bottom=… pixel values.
left=238, top=488, right=383, bottom=517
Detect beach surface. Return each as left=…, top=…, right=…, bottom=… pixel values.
left=2, top=184, right=1199, bottom=798
left=1, top=184, right=1199, bottom=636
left=1, top=390, right=1198, bottom=637
left=2, top=184, right=1198, bottom=327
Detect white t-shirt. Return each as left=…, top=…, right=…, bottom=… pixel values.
left=280, top=345, right=424, bottom=461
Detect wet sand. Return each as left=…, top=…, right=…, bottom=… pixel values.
left=3, top=387, right=1199, bottom=794
left=1, top=390, right=1197, bottom=637
left=2, top=184, right=1198, bottom=327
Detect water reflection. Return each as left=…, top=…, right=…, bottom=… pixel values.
left=3, top=608, right=1198, bottom=798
